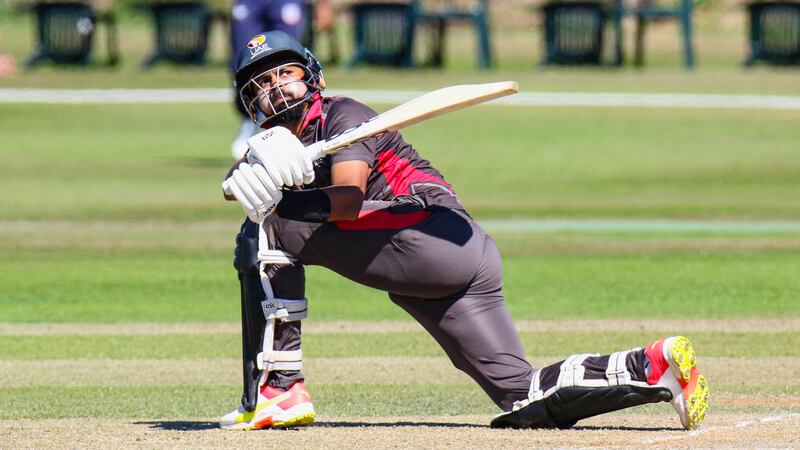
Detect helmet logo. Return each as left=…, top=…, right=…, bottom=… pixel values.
left=246, top=35, right=271, bottom=58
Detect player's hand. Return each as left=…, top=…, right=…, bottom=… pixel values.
left=224, top=163, right=284, bottom=223
left=246, top=126, right=315, bottom=188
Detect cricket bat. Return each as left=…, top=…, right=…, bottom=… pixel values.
left=223, top=81, right=518, bottom=195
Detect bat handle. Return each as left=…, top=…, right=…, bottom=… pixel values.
left=303, top=141, right=326, bottom=162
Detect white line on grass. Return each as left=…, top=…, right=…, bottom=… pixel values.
left=3, top=88, right=800, bottom=110
left=641, top=413, right=800, bottom=445
left=480, top=219, right=800, bottom=234
left=1, top=219, right=799, bottom=234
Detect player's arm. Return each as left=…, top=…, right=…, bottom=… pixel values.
left=274, top=160, right=368, bottom=222
left=322, top=160, right=369, bottom=221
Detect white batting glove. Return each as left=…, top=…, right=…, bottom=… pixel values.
left=246, top=126, right=315, bottom=188
left=224, top=163, right=284, bottom=223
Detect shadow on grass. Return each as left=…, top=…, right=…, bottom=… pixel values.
left=134, top=420, right=679, bottom=432
left=314, top=421, right=482, bottom=429
left=135, top=421, right=220, bottom=431
left=571, top=425, right=679, bottom=432
left=316, top=423, right=679, bottom=432
left=134, top=420, right=483, bottom=431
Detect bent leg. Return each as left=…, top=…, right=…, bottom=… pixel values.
left=390, top=233, right=533, bottom=411
left=490, top=337, right=709, bottom=430
left=271, top=206, right=533, bottom=409
left=490, top=349, right=669, bottom=429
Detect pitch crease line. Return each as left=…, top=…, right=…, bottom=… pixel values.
left=640, top=413, right=800, bottom=444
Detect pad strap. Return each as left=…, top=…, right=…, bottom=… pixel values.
left=254, top=223, right=307, bottom=375
left=606, top=349, right=634, bottom=386
left=258, top=249, right=298, bottom=265
left=557, top=353, right=597, bottom=388
left=516, top=349, right=648, bottom=411
left=261, top=297, right=308, bottom=322
left=496, top=348, right=668, bottom=429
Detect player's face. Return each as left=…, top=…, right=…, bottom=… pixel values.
left=249, top=64, right=309, bottom=116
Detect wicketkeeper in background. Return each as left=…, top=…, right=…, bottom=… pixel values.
left=220, top=30, right=710, bottom=431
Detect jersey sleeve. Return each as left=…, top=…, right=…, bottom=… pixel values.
left=322, top=97, right=379, bottom=167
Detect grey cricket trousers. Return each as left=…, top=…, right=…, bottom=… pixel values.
left=262, top=202, right=534, bottom=411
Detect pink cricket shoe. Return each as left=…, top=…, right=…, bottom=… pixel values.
left=219, top=382, right=316, bottom=430
left=645, top=336, right=709, bottom=430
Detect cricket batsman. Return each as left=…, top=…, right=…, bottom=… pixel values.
left=219, top=30, right=710, bottom=431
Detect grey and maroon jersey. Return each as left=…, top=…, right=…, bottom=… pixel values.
left=297, top=95, right=465, bottom=211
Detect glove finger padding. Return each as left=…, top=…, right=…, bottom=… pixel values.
left=239, top=163, right=277, bottom=205
left=275, top=152, right=297, bottom=187
left=246, top=126, right=312, bottom=188
left=249, top=148, right=289, bottom=190
left=251, top=163, right=280, bottom=198
left=297, top=152, right=315, bottom=184
left=225, top=174, right=262, bottom=222
left=287, top=153, right=305, bottom=187
left=231, top=169, right=265, bottom=211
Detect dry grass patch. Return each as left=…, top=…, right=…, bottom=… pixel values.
left=2, top=318, right=798, bottom=336
left=2, top=412, right=799, bottom=449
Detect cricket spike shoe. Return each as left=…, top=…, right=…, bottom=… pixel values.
left=219, top=382, right=316, bottom=430
left=645, top=336, right=709, bottom=430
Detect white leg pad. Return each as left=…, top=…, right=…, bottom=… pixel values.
left=255, top=223, right=307, bottom=375
left=515, top=349, right=649, bottom=411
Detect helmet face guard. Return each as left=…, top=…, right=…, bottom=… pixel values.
left=239, top=62, right=324, bottom=125
left=234, top=31, right=325, bottom=126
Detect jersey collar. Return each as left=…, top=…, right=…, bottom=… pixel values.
left=298, top=92, right=323, bottom=133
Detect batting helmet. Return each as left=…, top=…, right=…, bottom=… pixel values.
left=234, top=30, right=325, bottom=126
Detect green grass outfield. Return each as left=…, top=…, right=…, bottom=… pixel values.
left=1, top=91, right=799, bottom=425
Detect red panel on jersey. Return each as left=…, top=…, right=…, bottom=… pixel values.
left=375, top=149, right=451, bottom=196
left=335, top=209, right=430, bottom=230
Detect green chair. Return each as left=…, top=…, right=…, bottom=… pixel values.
left=630, top=0, right=695, bottom=69
left=414, top=0, right=492, bottom=69
left=348, top=2, right=416, bottom=68
left=540, top=1, right=607, bottom=65
left=25, top=1, right=119, bottom=68
left=745, top=1, right=800, bottom=66
left=141, top=1, right=213, bottom=68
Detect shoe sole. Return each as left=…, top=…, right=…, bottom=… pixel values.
left=248, top=403, right=317, bottom=430
left=222, top=403, right=316, bottom=430
left=272, top=411, right=316, bottom=428
left=667, top=336, right=709, bottom=430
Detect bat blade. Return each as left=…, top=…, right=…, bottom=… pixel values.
left=305, top=81, right=519, bottom=159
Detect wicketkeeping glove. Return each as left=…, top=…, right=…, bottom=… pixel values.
left=246, top=126, right=315, bottom=188
left=224, top=162, right=284, bottom=223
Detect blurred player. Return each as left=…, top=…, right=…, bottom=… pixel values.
left=0, top=55, right=14, bottom=77
left=229, top=0, right=306, bottom=159
left=0, top=33, right=15, bottom=77
left=219, top=30, right=710, bottom=431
